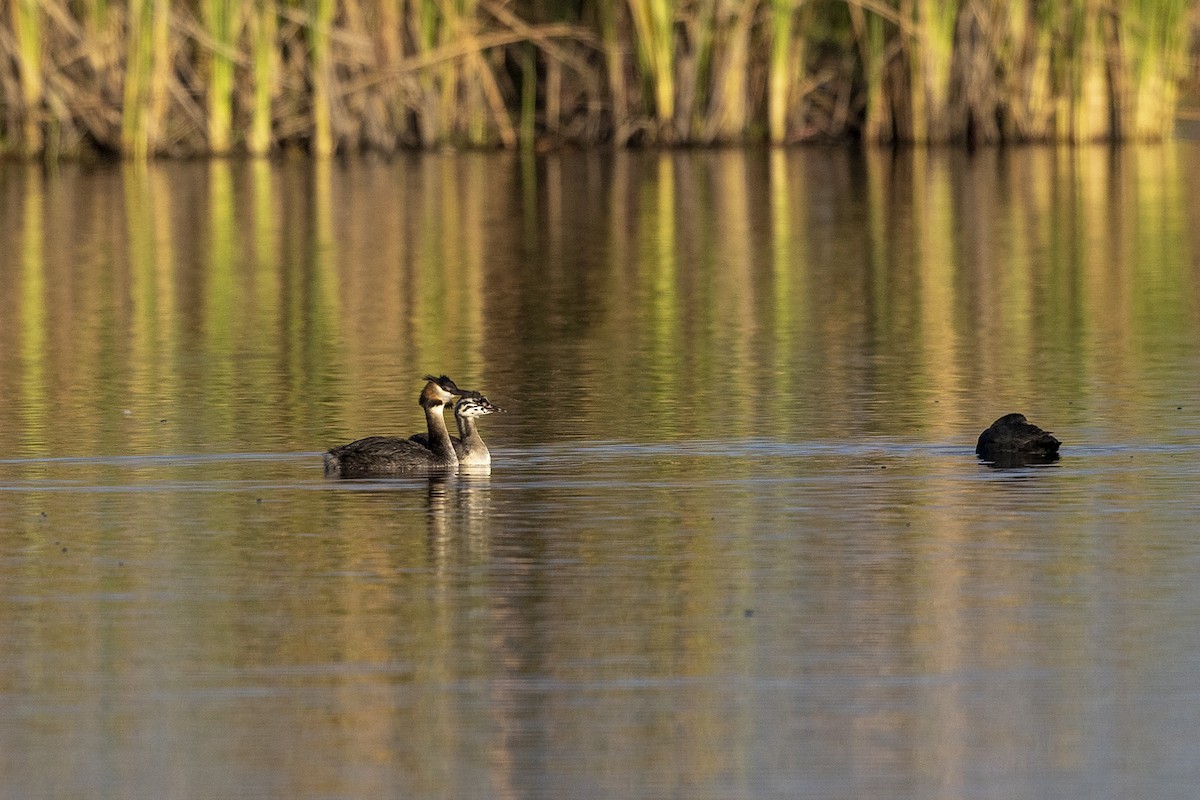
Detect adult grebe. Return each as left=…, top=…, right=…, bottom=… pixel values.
left=324, top=375, right=474, bottom=477
left=976, top=413, right=1061, bottom=463
left=410, top=394, right=505, bottom=467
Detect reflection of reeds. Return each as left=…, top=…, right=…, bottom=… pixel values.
left=13, top=167, right=47, bottom=455
left=0, top=0, right=1196, bottom=157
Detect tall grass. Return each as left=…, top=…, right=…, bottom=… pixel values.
left=248, top=0, right=276, bottom=156
left=1001, top=0, right=1055, bottom=140
left=908, top=0, right=958, bottom=143
left=767, top=0, right=797, bottom=143
left=706, top=2, right=755, bottom=141
left=1071, top=0, right=1110, bottom=142
left=627, top=0, right=677, bottom=139
left=849, top=1, right=890, bottom=143
left=1119, top=0, right=1192, bottom=139
left=0, top=0, right=1197, bottom=158
left=122, top=0, right=152, bottom=157
left=10, top=0, right=44, bottom=155
left=308, top=0, right=335, bottom=156
left=203, top=0, right=239, bottom=154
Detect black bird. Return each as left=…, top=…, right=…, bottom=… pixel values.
left=976, top=413, right=1061, bottom=464
left=324, top=375, right=481, bottom=477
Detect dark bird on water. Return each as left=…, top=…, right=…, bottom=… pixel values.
left=324, top=375, right=481, bottom=478
left=976, top=413, right=1061, bottom=463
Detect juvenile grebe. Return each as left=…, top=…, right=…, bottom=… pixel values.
left=976, top=413, right=1061, bottom=463
left=324, top=375, right=474, bottom=477
left=410, top=394, right=505, bottom=467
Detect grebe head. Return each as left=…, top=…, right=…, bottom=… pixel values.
left=418, top=376, right=457, bottom=409
left=454, top=395, right=505, bottom=419
left=423, top=374, right=482, bottom=401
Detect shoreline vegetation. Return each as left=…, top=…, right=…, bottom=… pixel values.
left=0, top=0, right=1196, bottom=159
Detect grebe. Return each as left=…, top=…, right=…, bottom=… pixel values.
left=324, top=375, right=474, bottom=477
left=976, top=413, right=1061, bottom=463
left=410, top=394, right=505, bottom=467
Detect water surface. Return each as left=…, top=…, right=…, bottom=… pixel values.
left=2, top=146, right=1200, bottom=799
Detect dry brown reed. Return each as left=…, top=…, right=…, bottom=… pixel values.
left=0, top=0, right=1196, bottom=158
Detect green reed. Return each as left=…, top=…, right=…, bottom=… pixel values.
left=202, top=0, right=238, bottom=154
left=308, top=0, right=335, bottom=155
left=707, top=2, right=755, bottom=141
left=901, top=0, right=957, bottom=143
left=411, top=0, right=447, bottom=145
left=0, top=0, right=1196, bottom=157
left=10, top=0, right=43, bottom=155
left=849, top=0, right=889, bottom=143
left=767, top=0, right=795, bottom=144
left=627, top=0, right=677, bottom=138
left=1120, top=0, right=1191, bottom=139
left=248, top=0, right=277, bottom=156
left=1001, top=0, right=1054, bottom=140
left=122, top=0, right=153, bottom=157
left=1070, top=0, right=1110, bottom=141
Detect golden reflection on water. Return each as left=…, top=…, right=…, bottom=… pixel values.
left=2, top=145, right=1197, bottom=457
left=17, top=169, right=46, bottom=450
left=2, top=145, right=1200, bottom=796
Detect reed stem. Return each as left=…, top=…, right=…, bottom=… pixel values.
left=123, top=0, right=153, bottom=157
left=627, top=0, right=677, bottom=138
left=910, top=0, right=958, bottom=142
left=309, top=0, right=335, bottom=156
left=1, top=0, right=1196, bottom=156
left=709, top=1, right=753, bottom=141
left=768, top=0, right=794, bottom=144
left=11, top=0, right=44, bottom=155
left=1071, top=0, right=1109, bottom=142
left=248, top=0, right=277, bottom=156
left=203, top=0, right=239, bottom=154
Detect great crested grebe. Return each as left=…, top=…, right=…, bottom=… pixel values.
left=324, top=375, right=476, bottom=477
left=976, top=413, right=1061, bottom=463
left=410, top=394, right=505, bottom=467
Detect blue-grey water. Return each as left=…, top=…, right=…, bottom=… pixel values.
left=2, top=146, right=1200, bottom=799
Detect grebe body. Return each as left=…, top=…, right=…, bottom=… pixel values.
left=976, top=413, right=1061, bottom=463
left=410, top=394, right=504, bottom=467
left=324, top=376, right=470, bottom=477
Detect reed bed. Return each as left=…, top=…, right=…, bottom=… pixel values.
left=0, top=0, right=1196, bottom=158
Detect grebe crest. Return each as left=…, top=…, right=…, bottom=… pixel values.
left=422, top=376, right=477, bottom=400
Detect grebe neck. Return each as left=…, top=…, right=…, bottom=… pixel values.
left=457, top=414, right=487, bottom=452
left=424, top=402, right=458, bottom=465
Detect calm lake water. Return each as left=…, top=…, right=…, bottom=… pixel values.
left=2, top=145, right=1200, bottom=799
